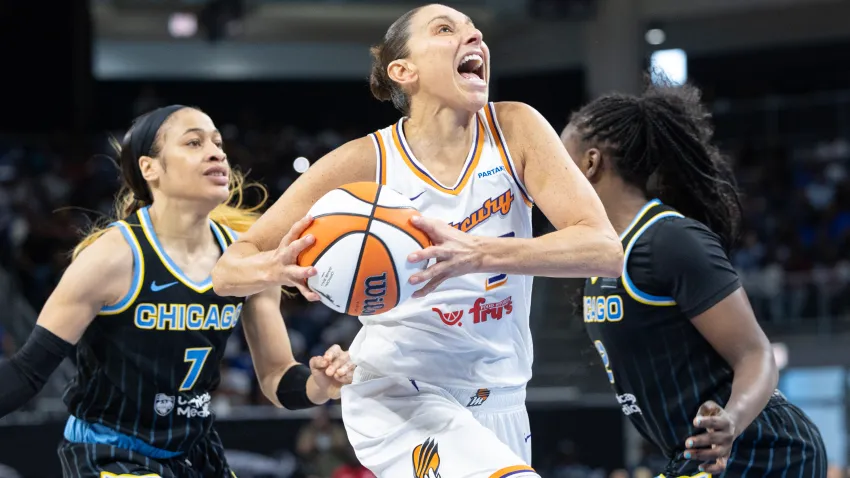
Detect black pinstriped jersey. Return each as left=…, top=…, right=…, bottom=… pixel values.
left=583, top=199, right=744, bottom=458
left=63, top=206, right=244, bottom=454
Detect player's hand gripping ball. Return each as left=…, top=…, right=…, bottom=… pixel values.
left=295, top=182, right=431, bottom=316
left=405, top=215, right=486, bottom=298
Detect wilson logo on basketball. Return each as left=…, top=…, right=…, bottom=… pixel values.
left=467, top=388, right=491, bottom=407
left=412, top=438, right=441, bottom=478
left=432, top=296, right=514, bottom=327
left=450, top=188, right=514, bottom=233
left=361, top=272, right=388, bottom=316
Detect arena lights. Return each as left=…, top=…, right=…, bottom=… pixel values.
left=168, top=12, right=198, bottom=38
left=644, top=28, right=666, bottom=46
left=293, top=157, right=310, bottom=174
left=650, top=48, right=688, bottom=86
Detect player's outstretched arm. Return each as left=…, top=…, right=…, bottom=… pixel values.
left=0, top=228, right=133, bottom=418
left=241, top=286, right=355, bottom=409
left=212, top=136, right=376, bottom=298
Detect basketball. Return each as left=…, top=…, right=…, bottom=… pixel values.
left=296, top=182, right=431, bottom=316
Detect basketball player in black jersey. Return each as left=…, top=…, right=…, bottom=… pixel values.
left=0, top=105, right=355, bottom=477
left=561, top=81, right=827, bottom=477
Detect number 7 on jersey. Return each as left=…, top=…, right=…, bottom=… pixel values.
left=180, top=347, right=212, bottom=391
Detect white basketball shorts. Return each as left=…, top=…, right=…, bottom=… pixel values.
left=340, top=369, right=539, bottom=478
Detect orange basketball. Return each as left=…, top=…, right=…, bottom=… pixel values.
left=296, top=182, right=431, bottom=316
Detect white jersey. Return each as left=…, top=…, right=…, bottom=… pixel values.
left=348, top=102, right=535, bottom=389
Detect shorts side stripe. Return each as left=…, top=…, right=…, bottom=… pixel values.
left=490, top=465, right=537, bottom=478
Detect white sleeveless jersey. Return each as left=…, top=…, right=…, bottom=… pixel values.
left=348, top=102, right=535, bottom=389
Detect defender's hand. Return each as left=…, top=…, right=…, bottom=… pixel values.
left=308, top=344, right=355, bottom=400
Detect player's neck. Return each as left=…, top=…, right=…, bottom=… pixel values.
left=145, top=199, right=214, bottom=254
left=602, top=188, right=653, bottom=238
left=404, top=103, right=477, bottom=160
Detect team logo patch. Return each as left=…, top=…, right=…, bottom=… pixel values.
left=432, top=307, right=464, bottom=327
left=466, top=388, right=490, bottom=407
left=154, top=393, right=175, bottom=417
left=412, top=437, right=441, bottom=478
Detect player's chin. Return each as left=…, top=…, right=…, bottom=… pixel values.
left=454, top=88, right=489, bottom=112
left=200, top=186, right=230, bottom=205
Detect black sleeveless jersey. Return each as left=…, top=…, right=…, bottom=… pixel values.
left=583, top=199, right=744, bottom=458
left=63, top=206, right=245, bottom=453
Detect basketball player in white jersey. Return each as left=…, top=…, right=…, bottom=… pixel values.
left=212, top=4, right=622, bottom=477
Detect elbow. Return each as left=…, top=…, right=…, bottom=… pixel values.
left=210, top=265, right=230, bottom=297
left=762, top=348, right=779, bottom=390
left=211, top=255, right=237, bottom=297
left=597, top=236, right=624, bottom=278
left=259, top=373, right=284, bottom=409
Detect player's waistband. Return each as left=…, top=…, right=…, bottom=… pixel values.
left=354, top=368, right=527, bottom=410
left=63, top=415, right=182, bottom=459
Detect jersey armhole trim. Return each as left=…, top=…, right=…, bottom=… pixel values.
left=371, top=131, right=387, bottom=185
left=99, top=221, right=145, bottom=316
left=484, top=102, right=533, bottom=207
left=209, top=219, right=229, bottom=251
left=621, top=211, right=684, bottom=307
left=218, top=223, right=239, bottom=243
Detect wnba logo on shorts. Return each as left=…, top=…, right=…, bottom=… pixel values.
left=412, top=438, right=441, bottom=478
left=361, top=273, right=387, bottom=315
left=467, top=388, right=490, bottom=407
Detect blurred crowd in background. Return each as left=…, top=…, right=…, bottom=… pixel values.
left=0, top=79, right=849, bottom=476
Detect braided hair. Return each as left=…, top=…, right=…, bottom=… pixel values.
left=569, top=79, right=742, bottom=250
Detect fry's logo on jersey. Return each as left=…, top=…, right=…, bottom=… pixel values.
left=467, top=388, right=490, bottom=407
left=432, top=296, right=513, bottom=327
left=470, top=297, right=513, bottom=322
left=450, top=189, right=514, bottom=233
left=134, top=303, right=243, bottom=331
left=412, top=438, right=441, bottom=478
left=361, top=273, right=388, bottom=316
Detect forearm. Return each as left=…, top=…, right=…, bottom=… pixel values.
left=0, top=326, right=74, bottom=418
left=479, top=224, right=623, bottom=278
left=0, top=359, right=41, bottom=417
left=724, top=348, right=778, bottom=436
left=264, top=363, right=324, bottom=410
left=306, top=376, right=330, bottom=406
left=212, top=242, right=277, bottom=297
